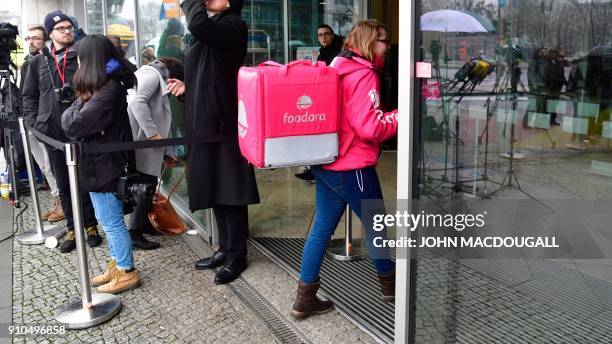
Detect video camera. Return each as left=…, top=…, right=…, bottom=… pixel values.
left=0, top=22, right=18, bottom=70
left=116, top=174, right=156, bottom=215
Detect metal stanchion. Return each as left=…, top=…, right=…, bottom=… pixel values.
left=55, top=143, right=121, bottom=329
left=15, top=118, right=65, bottom=244
left=326, top=205, right=364, bottom=261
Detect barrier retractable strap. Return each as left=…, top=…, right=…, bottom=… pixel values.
left=28, top=127, right=68, bottom=151
left=81, top=134, right=226, bottom=154
left=28, top=124, right=227, bottom=154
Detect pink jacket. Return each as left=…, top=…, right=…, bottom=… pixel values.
left=324, top=55, right=398, bottom=171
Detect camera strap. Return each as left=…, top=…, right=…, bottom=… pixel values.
left=52, top=46, right=69, bottom=86
left=43, top=52, right=60, bottom=91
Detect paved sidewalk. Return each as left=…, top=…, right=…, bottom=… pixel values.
left=6, top=189, right=375, bottom=344
left=0, top=199, right=13, bottom=344
left=8, top=191, right=279, bottom=344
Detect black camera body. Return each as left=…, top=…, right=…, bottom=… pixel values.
left=116, top=173, right=156, bottom=215
left=54, top=82, right=76, bottom=104
left=0, top=22, right=18, bottom=70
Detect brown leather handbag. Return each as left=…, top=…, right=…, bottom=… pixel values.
left=148, top=170, right=187, bottom=236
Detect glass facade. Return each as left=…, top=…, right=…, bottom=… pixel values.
left=411, top=0, right=612, bottom=342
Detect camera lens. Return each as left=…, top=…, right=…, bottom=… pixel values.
left=61, top=86, right=76, bottom=102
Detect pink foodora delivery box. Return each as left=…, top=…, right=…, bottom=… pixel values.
left=237, top=60, right=341, bottom=168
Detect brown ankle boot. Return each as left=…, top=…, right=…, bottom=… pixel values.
left=47, top=197, right=65, bottom=222
left=97, top=269, right=141, bottom=294
left=41, top=200, right=54, bottom=221
left=290, top=280, right=333, bottom=319
left=91, top=260, right=117, bottom=287
left=378, top=271, right=395, bottom=302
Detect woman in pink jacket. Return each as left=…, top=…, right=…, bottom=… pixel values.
left=291, top=20, right=398, bottom=319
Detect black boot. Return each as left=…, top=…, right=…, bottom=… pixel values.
left=378, top=271, right=395, bottom=302
left=86, top=226, right=103, bottom=248
left=59, top=229, right=76, bottom=253
left=130, top=229, right=160, bottom=250
left=290, top=280, right=334, bottom=319
left=195, top=250, right=226, bottom=270
left=294, top=168, right=315, bottom=183
left=214, top=257, right=247, bottom=284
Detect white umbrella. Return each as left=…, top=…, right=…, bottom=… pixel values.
left=421, top=10, right=489, bottom=33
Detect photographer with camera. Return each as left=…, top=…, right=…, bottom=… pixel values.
left=20, top=25, right=64, bottom=222
left=0, top=22, right=23, bottom=204
left=61, top=34, right=140, bottom=294
left=126, top=57, right=184, bottom=250
left=21, top=11, right=102, bottom=253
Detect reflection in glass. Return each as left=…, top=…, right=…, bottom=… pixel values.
left=415, top=0, right=611, bottom=342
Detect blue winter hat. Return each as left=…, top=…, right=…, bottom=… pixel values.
left=44, top=10, right=74, bottom=35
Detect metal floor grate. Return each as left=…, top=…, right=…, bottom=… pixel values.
left=226, top=278, right=311, bottom=344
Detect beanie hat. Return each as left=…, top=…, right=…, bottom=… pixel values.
left=44, top=10, right=74, bottom=35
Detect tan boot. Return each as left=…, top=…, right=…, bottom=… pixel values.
left=97, top=269, right=141, bottom=294
left=41, top=204, right=53, bottom=221
left=47, top=197, right=65, bottom=222
left=91, top=260, right=117, bottom=287
left=41, top=209, right=51, bottom=221
left=41, top=197, right=59, bottom=221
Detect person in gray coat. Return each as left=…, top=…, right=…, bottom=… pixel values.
left=127, top=57, right=184, bottom=250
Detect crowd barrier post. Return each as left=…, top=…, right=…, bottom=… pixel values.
left=15, top=117, right=65, bottom=245
left=326, top=205, right=363, bottom=261
left=55, top=142, right=121, bottom=329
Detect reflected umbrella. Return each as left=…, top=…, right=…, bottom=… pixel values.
left=421, top=10, right=490, bottom=33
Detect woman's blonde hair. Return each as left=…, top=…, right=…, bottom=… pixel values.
left=343, top=19, right=386, bottom=62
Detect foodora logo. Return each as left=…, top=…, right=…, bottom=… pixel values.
left=283, top=94, right=327, bottom=124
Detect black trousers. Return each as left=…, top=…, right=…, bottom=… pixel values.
left=46, top=148, right=97, bottom=229
left=128, top=172, right=158, bottom=233
left=213, top=204, right=249, bottom=259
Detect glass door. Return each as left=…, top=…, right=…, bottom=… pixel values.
left=410, top=0, right=612, bottom=342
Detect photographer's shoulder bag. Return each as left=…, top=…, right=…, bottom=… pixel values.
left=148, top=168, right=187, bottom=236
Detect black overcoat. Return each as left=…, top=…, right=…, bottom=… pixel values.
left=181, top=0, right=259, bottom=211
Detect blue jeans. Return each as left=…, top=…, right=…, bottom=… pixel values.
left=89, top=192, right=134, bottom=270
left=299, top=166, right=394, bottom=283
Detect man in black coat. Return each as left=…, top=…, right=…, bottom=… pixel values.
left=177, top=0, right=259, bottom=284
left=544, top=49, right=567, bottom=125
left=21, top=10, right=101, bottom=253
left=20, top=25, right=66, bottom=223
left=528, top=48, right=548, bottom=114
left=316, top=24, right=344, bottom=66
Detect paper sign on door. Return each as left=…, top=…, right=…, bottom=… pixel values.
left=416, top=62, right=432, bottom=78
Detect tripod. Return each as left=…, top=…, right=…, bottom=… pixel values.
left=483, top=64, right=547, bottom=207
left=428, top=40, right=458, bottom=187
left=454, top=51, right=536, bottom=200
left=1, top=68, right=21, bottom=207
left=448, top=59, right=511, bottom=198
